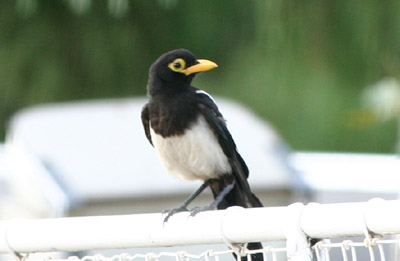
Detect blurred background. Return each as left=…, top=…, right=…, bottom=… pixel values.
left=2, top=0, right=400, bottom=153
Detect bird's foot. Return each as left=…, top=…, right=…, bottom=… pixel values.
left=189, top=205, right=216, bottom=217
left=163, top=206, right=189, bottom=223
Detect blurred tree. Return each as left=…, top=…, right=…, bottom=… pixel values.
left=1, top=0, right=400, bottom=153
left=204, top=1, right=400, bottom=152
left=0, top=0, right=255, bottom=139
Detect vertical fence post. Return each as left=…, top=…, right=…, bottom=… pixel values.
left=284, top=203, right=313, bottom=261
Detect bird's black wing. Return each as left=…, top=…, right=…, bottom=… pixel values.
left=141, top=103, right=153, bottom=146
left=196, top=90, right=263, bottom=212
left=197, top=96, right=234, bottom=152
left=195, top=91, right=254, bottom=187
left=195, top=91, right=248, bottom=172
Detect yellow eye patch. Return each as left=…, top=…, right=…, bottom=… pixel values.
left=168, top=58, right=186, bottom=73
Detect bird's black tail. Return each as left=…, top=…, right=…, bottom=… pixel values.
left=209, top=176, right=263, bottom=209
left=209, top=153, right=264, bottom=261
left=209, top=177, right=264, bottom=261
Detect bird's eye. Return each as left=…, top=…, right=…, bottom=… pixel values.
left=168, top=58, right=186, bottom=73
left=173, top=62, right=182, bottom=69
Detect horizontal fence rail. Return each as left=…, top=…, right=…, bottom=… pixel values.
left=1, top=198, right=400, bottom=258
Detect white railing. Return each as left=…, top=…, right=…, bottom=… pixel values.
left=1, top=198, right=400, bottom=260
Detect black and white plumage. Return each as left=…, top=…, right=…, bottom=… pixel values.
left=141, top=49, right=263, bottom=260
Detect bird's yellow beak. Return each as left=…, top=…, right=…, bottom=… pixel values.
left=183, top=59, right=218, bottom=76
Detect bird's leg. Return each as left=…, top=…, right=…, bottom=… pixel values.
left=163, top=180, right=210, bottom=222
left=190, top=180, right=235, bottom=216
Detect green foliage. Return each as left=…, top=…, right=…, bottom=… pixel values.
left=203, top=1, right=400, bottom=152
left=1, top=0, right=400, bottom=152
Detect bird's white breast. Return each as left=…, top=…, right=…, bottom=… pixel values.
left=150, top=115, right=231, bottom=181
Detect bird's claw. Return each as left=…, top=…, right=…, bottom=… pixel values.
left=163, top=205, right=216, bottom=222
left=163, top=206, right=189, bottom=223
left=189, top=205, right=215, bottom=217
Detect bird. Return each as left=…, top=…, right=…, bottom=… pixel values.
left=141, top=49, right=263, bottom=261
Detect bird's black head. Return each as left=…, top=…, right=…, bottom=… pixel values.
left=147, top=49, right=217, bottom=96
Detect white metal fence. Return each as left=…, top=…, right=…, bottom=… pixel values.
left=1, top=198, right=400, bottom=261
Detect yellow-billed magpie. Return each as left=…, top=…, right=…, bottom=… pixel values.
left=141, top=49, right=263, bottom=260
